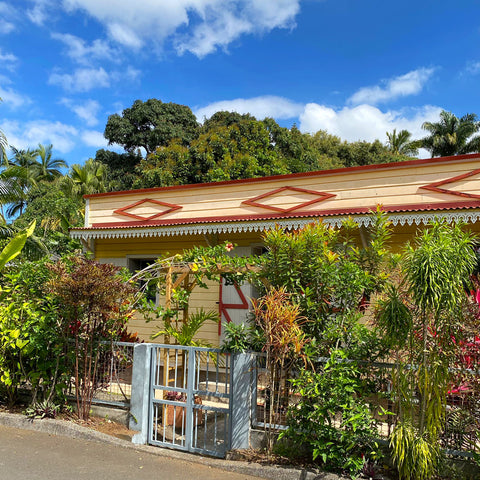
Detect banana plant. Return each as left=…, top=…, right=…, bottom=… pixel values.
left=0, top=220, right=36, bottom=271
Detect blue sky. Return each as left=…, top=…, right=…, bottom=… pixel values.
left=1, top=0, right=479, bottom=166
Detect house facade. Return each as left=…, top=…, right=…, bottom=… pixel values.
left=70, top=153, right=480, bottom=344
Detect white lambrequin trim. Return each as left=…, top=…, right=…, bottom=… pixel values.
left=70, top=209, right=480, bottom=240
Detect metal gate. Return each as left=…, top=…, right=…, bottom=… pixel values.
left=148, top=344, right=232, bottom=457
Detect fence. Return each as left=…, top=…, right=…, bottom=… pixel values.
left=251, top=354, right=480, bottom=458
left=67, top=341, right=136, bottom=408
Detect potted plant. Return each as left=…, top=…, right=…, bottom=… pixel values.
left=164, top=391, right=203, bottom=428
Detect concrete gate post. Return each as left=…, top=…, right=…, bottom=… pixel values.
left=230, top=352, right=255, bottom=450
left=129, top=343, right=152, bottom=445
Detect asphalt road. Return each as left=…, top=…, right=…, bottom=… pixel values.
left=0, top=424, right=263, bottom=480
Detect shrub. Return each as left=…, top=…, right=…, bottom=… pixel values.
left=282, top=350, right=381, bottom=478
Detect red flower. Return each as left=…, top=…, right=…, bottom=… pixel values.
left=225, top=243, right=234, bottom=252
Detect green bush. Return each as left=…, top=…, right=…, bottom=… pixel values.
left=281, top=350, right=381, bottom=478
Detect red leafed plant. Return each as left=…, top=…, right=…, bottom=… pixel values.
left=47, top=256, right=136, bottom=420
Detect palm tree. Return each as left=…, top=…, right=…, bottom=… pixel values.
left=0, top=130, right=7, bottom=166
left=0, top=98, right=7, bottom=165
left=421, top=110, right=480, bottom=157
left=9, top=146, right=39, bottom=169
left=63, top=159, right=109, bottom=199
left=4, top=147, right=42, bottom=218
left=386, top=129, right=420, bottom=156
left=33, top=144, right=67, bottom=182
left=0, top=166, right=29, bottom=220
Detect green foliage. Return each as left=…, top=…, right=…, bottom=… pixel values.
left=282, top=350, right=381, bottom=478
left=152, top=309, right=219, bottom=346
left=14, top=183, right=82, bottom=255
left=127, top=105, right=415, bottom=190
left=95, top=149, right=142, bottom=191
left=375, top=285, right=412, bottom=348
left=386, top=129, right=420, bottom=156
left=222, top=321, right=264, bottom=353
left=390, top=421, right=439, bottom=480
left=421, top=110, right=480, bottom=157
left=104, top=98, right=199, bottom=155
left=256, top=209, right=391, bottom=357
left=377, top=220, right=478, bottom=480
left=46, top=256, right=137, bottom=420
left=405, top=220, right=476, bottom=314
left=0, top=220, right=35, bottom=270
left=0, top=258, right=69, bottom=407
left=25, top=399, right=60, bottom=419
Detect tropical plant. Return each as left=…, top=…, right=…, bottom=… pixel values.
left=33, top=144, right=67, bottom=182
left=283, top=350, right=381, bottom=478
left=0, top=166, right=30, bottom=220
left=0, top=220, right=35, bottom=270
left=376, top=220, right=477, bottom=479
left=252, top=287, right=308, bottom=451
left=222, top=321, right=264, bottom=353
left=386, top=129, right=420, bottom=156
left=152, top=309, right=219, bottom=347
left=255, top=209, right=391, bottom=356
left=46, top=256, right=137, bottom=420
left=421, top=110, right=480, bottom=157
left=63, top=158, right=109, bottom=199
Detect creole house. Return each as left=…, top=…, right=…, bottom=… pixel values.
left=70, top=153, right=480, bottom=345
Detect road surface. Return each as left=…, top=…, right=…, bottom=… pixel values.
left=0, top=424, right=264, bottom=480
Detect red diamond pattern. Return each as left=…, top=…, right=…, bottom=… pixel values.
left=114, top=198, right=182, bottom=221
left=242, top=185, right=335, bottom=213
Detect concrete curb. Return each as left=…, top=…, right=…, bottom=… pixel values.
left=0, top=412, right=347, bottom=480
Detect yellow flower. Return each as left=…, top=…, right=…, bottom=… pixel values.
left=191, top=263, right=199, bottom=272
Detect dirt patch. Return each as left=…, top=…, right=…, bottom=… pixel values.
left=68, top=415, right=136, bottom=441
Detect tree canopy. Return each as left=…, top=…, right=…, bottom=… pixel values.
left=104, top=99, right=199, bottom=155
left=421, top=110, right=480, bottom=157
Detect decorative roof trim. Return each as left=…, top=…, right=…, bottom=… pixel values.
left=70, top=209, right=480, bottom=240
left=420, top=167, right=480, bottom=200
left=88, top=200, right=480, bottom=229
left=241, top=185, right=336, bottom=213
left=113, top=198, right=182, bottom=221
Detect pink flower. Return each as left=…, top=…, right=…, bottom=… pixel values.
left=225, top=243, right=234, bottom=252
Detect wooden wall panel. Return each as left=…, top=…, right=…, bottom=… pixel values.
left=86, top=157, right=480, bottom=227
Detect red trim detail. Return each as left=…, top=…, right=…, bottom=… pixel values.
left=80, top=200, right=480, bottom=230
left=218, top=279, right=249, bottom=336
left=113, top=198, right=182, bottom=221
left=420, top=168, right=480, bottom=200
left=83, top=153, right=480, bottom=199
left=242, top=186, right=335, bottom=213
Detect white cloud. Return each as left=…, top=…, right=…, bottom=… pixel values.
left=194, top=95, right=304, bottom=122
left=299, top=102, right=442, bottom=157
left=0, top=86, right=31, bottom=109
left=0, top=49, right=18, bottom=71
left=348, top=68, right=435, bottom=105
left=175, top=0, right=299, bottom=57
left=196, top=93, right=441, bottom=158
left=61, top=98, right=101, bottom=126
left=27, top=0, right=53, bottom=25
left=0, top=2, right=17, bottom=33
left=107, top=23, right=143, bottom=49
left=0, top=19, right=14, bottom=34
left=111, top=66, right=141, bottom=83
left=1, top=119, right=78, bottom=153
left=30, top=0, right=302, bottom=57
left=51, top=32, right=118, bottom=65
left=48, top=67, right=110, bottom=92
left=81, top=129, right=108, bottom=148
left=464, top=61, right=480, bottom=75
